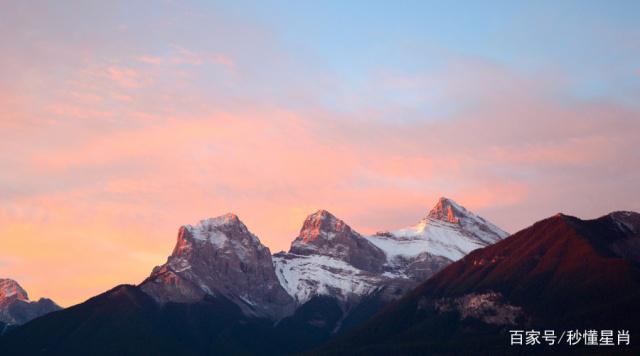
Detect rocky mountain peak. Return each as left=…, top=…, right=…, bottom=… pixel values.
left=427, top=197, right=468, bottom=224
left=289, top=210, right=386, bottom=272
left=0, top=279, right=29, bottom=303
left=171, top=213, right=264, bottom=257
left=304, top=209, right=337, bottom=223
left=197, top=213, right=243, bottom=229
left=0, top=278, right=61, bottom=326
left=423, top=197, right=509, bottom=244
left=298, top=209, right=351, bottom=244
left=185, top=213, right=253, bottom=240
left=140, top=214, right=294, bottom=320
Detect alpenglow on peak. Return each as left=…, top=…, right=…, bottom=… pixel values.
left=427, top=197, right=470, bottom=223
left=0, top=279, right=29, bottom=302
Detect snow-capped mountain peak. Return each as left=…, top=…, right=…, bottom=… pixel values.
left=140, top=214, right=294, bottom=319
left=368, top=198, right=509, bottom=266
left=424, top=197, right=509, bottom=244
left=194, top=212, right=243, bottom=230
left=0, top=278, right=61, bottom=326
left=0, top=279, right=29, bottom=302
left=179, top=212, right=262, bottom=251
left=274, top=209, right=395, bottom=305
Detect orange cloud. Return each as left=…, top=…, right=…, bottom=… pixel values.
left=105, top=66, right=145, bottom=88
left=210, top=53, right=236, bottom=71
left=137, top=55, right=163, bottom=65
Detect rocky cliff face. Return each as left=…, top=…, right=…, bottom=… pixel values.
left=0, top=278, right=61, bottom=326
left=289, top=210, right=387, bottom=272
left=140, top=213, right=294, bottom=319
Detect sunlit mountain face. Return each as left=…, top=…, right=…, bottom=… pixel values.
left=319, top=211, right=640, bottom=355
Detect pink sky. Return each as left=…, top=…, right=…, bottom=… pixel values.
left=1, top=2, right=639, bottom=307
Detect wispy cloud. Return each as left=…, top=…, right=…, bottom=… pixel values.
left=210, top=53, right=236, bottom=71
left=105, top=66, right=146, bottom=88
left=137, top=55, right=163, bottom=65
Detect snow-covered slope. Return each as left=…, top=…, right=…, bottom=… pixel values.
left=273, top=253, right=383, bottom=304
left=368, top=197, right=508, bottom=263
left=275, top=210, right=392, bottom=305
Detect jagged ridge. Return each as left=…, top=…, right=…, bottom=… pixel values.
left=0, top=278, right=61, bottom=327
left=139, top=213, right=294, bottom=319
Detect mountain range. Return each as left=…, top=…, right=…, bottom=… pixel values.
left=0, top=279, right=60, bottom=335
left=1, top=198, right=638, bottom=355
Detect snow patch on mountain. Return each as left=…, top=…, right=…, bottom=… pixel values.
left=184, top=213, right=262, bottom=250
left=370, top=219, right=488, bottom=261
left=273, top=253, right=382, bottom=305
left=368, top=197, right=508, bottom=262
